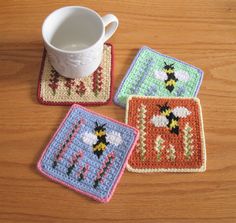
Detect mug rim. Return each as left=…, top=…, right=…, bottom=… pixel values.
left=42, top=6, right=104, bottom=54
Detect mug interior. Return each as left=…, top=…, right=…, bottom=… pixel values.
left=43, top=7, right=104, bottom=51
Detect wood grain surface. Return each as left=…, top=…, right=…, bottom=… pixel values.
left=0, top=0, right=236, bottom=222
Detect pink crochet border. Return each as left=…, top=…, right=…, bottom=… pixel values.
left=37, top=104, right=139, bottom=203
left=37, top=43, right=114, bottom=106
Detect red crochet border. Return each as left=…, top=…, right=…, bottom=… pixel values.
left=37, top=43, right=114, bottom=106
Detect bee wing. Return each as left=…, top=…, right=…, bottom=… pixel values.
left=82, top=132, right=97, bottom=146
left=151, top=115, right=169, bottom=127
left=174, top=70, right=190, bottom=82
left=106, top=131, right=123, bottom=146
left=172, top=107, right=191, bottom=118
left=153, top=70, right=168, bottom=81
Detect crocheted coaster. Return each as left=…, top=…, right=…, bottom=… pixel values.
left=38, top=43, right=113, bottom=106
left=37, top=104, right=139, bottom=202
left=126, top=96, right=206, bottom=172
left=114, top=46, right=203, bottom=107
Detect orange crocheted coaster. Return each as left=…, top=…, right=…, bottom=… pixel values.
left=126, top=96, right=206, bottom=172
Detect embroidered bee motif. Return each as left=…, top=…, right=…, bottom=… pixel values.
left=151, top=103, right=191, bottom=135
left=82, top=122, right=123, bottom=158
left=154, top=62, right=190, bottom=93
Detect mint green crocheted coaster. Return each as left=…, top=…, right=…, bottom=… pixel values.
left=114, top=46, right=204, bottom=107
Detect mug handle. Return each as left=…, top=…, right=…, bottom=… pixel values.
left=102, top=14, right=119, bottom=42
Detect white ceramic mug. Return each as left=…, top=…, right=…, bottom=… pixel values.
left=42, top=6, right=118, bottom=78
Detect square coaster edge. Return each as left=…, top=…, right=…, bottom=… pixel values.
left=37, top=43, right=113, bottom=106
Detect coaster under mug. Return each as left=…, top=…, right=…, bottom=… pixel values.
left=37, top=43, right=113, bottom=106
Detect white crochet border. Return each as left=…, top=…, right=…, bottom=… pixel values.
left=125, top=96, right=207, bottom=173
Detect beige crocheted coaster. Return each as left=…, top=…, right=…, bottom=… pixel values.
left=38, top=43, right=113, bottom=106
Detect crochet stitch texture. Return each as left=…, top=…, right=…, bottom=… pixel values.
left=114, top=46, right=203, bottom=107
left=38, top=44, right=113, bottom=106
left=126, top=96, right=206, bottom=173
left=37, top=104, right=139, bottom=202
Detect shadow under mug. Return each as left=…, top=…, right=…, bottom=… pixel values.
left=42, top=6, right=119, bottom=79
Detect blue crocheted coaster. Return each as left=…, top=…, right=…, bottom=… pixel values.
left=37, top=105, right=139, bottom=202
left=114, top=46, right=204, bottom=107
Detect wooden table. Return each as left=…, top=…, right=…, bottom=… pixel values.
left=1, top=0, right=236, bottom=222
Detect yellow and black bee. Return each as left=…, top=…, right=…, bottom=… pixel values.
left=92, top=122, right=109, bottom=158
left=82, top=122, right=123, bottom=158
left=151, top=102, right=191, bottom=135
left=154, top=62, right=190, bottom=93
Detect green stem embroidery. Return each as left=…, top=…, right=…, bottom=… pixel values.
left=92, top=67, right=102, bottom=96
left=166, top=144, right=176, bottom=161
left=48, top=69, right=60, bottom=96
left=183, top=122, right=194, bottom=160
left=75, top=81, right=86, bottom=96
left=136, top=103, right=147, bottom=161
left=64, top=78, right=75, bottom=96
left=154, top=135, right=165, bottom=161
